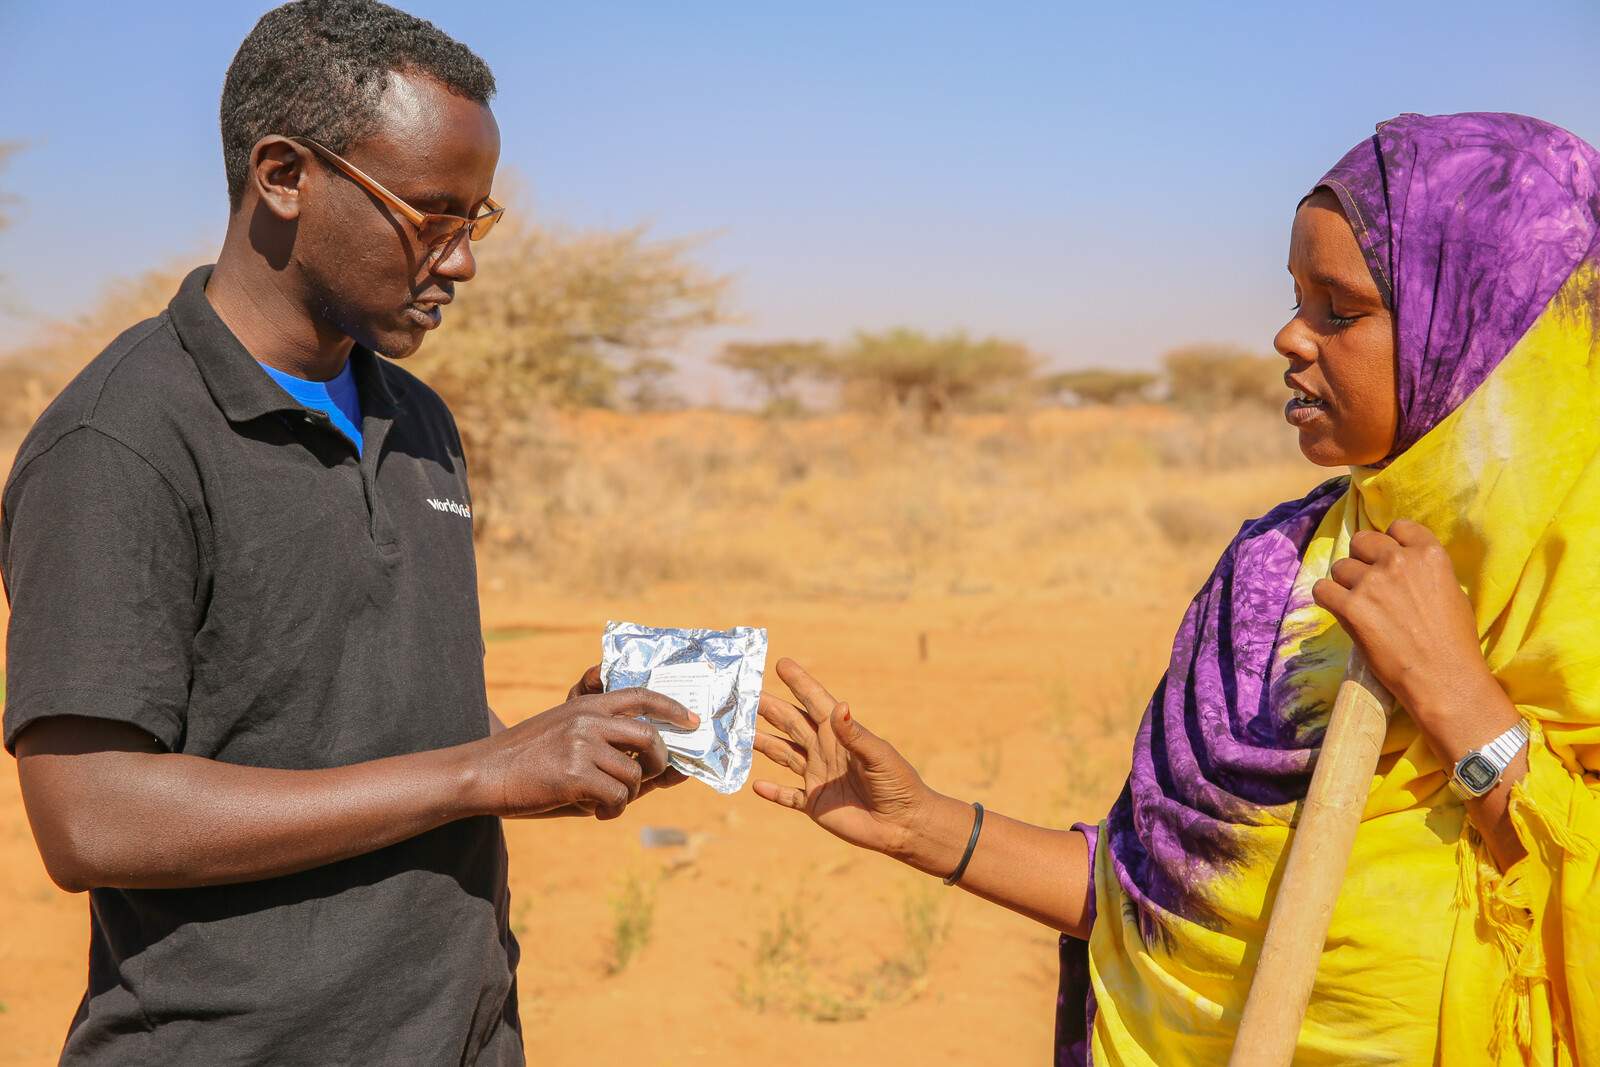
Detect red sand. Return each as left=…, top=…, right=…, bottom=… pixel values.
left=0, top=580, right=1190, bottom=1065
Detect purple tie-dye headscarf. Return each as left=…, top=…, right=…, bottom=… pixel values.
left=1055, top=113, right=1600, bottom=1065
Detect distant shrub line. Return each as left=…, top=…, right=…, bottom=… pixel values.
left=0, top=204, right=1288, bottom=545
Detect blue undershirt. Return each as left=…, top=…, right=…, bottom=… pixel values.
left=258, top=359, right=364, bottom=454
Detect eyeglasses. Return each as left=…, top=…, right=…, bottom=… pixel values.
left=290, top=136, right=504, bottom=251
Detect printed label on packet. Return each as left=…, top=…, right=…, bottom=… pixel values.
left=645, top=662, right=718, bottom=752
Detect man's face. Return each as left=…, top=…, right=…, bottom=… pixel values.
left=296, top=71, right=500, bottom=360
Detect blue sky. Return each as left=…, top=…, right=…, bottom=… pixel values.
left=2, top=1, right=1597, bottom=395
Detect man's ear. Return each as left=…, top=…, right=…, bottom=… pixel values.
left=249, top=136, right=310, bottom=222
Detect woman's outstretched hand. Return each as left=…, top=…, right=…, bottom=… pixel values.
left=753, top=657, right=1096, bottom=937
left=752, top=658, right=937, bottom=859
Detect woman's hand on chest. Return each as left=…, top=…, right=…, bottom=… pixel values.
left=1311, top=518, right=1489, bottom=718
left=1311, top=517, right=1528, bottom=867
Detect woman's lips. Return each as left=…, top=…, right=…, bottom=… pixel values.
left=1285, top=390, right=1327, bottom=426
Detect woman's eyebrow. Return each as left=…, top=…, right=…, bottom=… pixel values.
left=1309, top=269, right=1378, bottom=299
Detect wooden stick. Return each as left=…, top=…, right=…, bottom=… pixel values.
left=1227, top=652, right=1393, bottom=1067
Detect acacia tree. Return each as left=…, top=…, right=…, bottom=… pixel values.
left=410, top=212, right=729, bottom=537
left=825, top=328, right=1036, bottom=429
left=1161, top=344, right=1286, bottom=471
left=715, top=340, right=828, bottom=417
left=1162, top=344, right=1284, bottom=412
left=1039, top=368, right=1158, bottom=406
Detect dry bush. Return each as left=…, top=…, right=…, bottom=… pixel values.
left=1162, top=344, right=1284, bottom=413
left=716, top=340, right=829, bottom=417
left=1040, top=368, right=1157, bottom=406
left=408, top=208, right=729, bottom=537
left=824, top=329, right=1037, bottom=429
left=0, top=259, right=202, bottom=431
left=605, top=864, right=659, bottom=976
left=478, top=403, right=1321, bottom=601
left=736, top=878, right=950, bottom=1022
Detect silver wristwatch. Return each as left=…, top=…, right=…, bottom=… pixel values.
left=1448, top=719, right=1531, bottom=800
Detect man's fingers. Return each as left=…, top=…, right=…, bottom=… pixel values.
left=596, top=715, right=672, bottom=780
left=637, top=767, right=688, bottom=799
left=591, top=775, right=633, bottom=821
left=760, top=691, right=819, bottom=748
left=754, top=730, right=808, bottom=776
left=570, top=664, right=604, bottom=699
left=774, top=658, right=841, bottom=722
left=751, top=778, right=807, bottom=810
left=595, top=746, right=646, bottom=802
left=594, top=687, right=699, bottom=730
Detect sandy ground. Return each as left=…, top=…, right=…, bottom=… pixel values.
left=0, top=403, right=1324, bottom=1064
left=0, top=577, right=1196, bottom=1066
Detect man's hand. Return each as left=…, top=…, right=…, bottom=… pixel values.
left=567, top=664, right=605, bottom=700
left=479, top=683, right=695, bottom=820
left=571, top=665, right=693, bottom=800
left=14, top=676, right=697, bottom=892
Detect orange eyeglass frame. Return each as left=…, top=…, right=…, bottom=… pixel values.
left=290, top=135, right=504, bottom=248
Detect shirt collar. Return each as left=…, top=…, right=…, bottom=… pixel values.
left=168, top=264, right=407, bottom=423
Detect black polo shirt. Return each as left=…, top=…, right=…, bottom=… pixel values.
left=2, top=266, right=522, bottom=1066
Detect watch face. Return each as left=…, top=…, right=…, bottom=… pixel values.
left=1458, top=753, right=1500, bottom=795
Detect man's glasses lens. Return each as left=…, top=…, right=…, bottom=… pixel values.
left=418, top=204, right=503, bottom=247
left=292, top=137, right=504, bottom=251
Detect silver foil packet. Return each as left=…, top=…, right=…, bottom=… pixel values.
left=600, top=621, right=768, bottom=795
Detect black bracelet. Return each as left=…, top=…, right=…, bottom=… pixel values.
left=942, top=802, right=985, bottom=886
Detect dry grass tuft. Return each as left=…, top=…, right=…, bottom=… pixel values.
left=479, top=405, right=1320, bottom=601
left=736, top=878, right=952, bottom=1023
left=605, top=864, right=659, bottom=976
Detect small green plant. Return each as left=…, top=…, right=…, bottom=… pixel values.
left=737, top=878, right=950, bottom=1022
left=1046, top=659, right=1151, bottom=741
left=735, top=880, right=835, bottom=1016
left=510, top=893, right=534, bottom=940
left=862, top=880, right=951, bottom=1007
left=606, top=865, right=659, bottom=975
left=1043, top=677, right=1079, bottom=739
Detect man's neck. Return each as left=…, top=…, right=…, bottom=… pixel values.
left=207, top=234, right=355, bottom=383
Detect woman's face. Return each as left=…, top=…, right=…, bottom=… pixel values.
left=1274, top=189, right=1398, bottom=467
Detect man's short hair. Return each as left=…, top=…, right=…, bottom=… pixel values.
left=220, top=0, right=496, bottom=211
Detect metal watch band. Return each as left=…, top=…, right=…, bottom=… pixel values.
left=1448, top=719, right=1531, bottom=800
left=1484, top=718, right=1532, bottom=767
